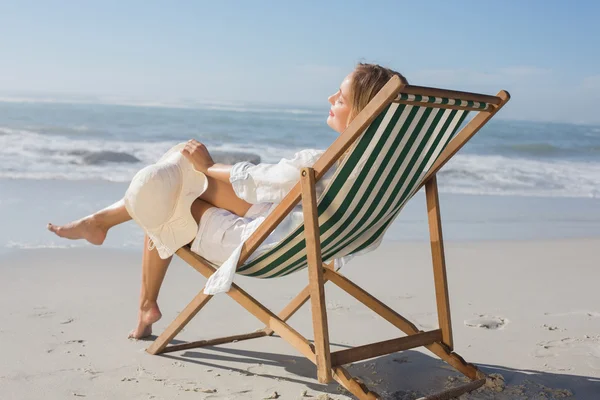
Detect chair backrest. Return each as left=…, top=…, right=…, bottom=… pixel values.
left=237, top=90, right=494, bottom=278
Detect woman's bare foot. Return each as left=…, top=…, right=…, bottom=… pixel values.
left=128, top=303, right=162, bottom=339
left=47, top=216, right=107, bottom=245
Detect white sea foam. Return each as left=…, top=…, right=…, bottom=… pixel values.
left=0, top=127, right=300, bottom=182
left=2, top=126, right=599, bottom=199
left=440, top=154, right=600, bottom=198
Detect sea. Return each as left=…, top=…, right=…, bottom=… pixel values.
left=1, top=99, right=600, bottom=253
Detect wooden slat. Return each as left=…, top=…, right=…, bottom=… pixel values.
left=393, top=99, right=491, bottom=112
left=235, top=76, right=405, bottom=271
left=421, top=90, right=510, bottom=184
left=301, top=167, right=332, bottom=383
left=146, top=289, right=212, bottom=355
left=331, top=330, right=442, bottom=366
left=399, top=84, right=502, bottom=105
left=425, top=176, right=453, bottom=350
left=158, top=331, right=267, bottom=354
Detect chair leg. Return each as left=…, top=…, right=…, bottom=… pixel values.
left=147, top=289, right=212, bottom=355
left=425, top=343, right=483, bottom=380
left=425, top=176, right=453, bottom=350
left=150, top=247, right=482, bottom=399
left=332, top=366, right=380, bottom=399
left=153, top=245, right=481, bottom=396
left=301, top=167, right=332, bottom=384
left=157, top=330, right=268, bottom=354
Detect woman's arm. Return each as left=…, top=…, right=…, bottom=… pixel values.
left=228, top=149, right=325, bottom=204
left=205, top=163, right=232, bottom=183
left=181, top=140, right=231, bottom=183
left=182, top=139, right=326, bottom=204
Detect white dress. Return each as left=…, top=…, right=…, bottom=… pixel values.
left=192, top=148, right=381, bottom=295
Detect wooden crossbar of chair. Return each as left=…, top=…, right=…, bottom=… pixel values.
left=146, top=76, right=510, bottom=399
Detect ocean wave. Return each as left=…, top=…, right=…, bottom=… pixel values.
left=439, top=154, right=600, bottom=198
left=3, top=125, right=600, bottom=199
left=0, top=127, right=295, bottom=182
left=68, top=150, right=141, bottom=165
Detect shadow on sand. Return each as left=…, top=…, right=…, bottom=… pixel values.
left=150, top=337, right=597, bottom=399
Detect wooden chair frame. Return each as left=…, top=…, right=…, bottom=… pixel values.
left=146, top=77, right=510, bottom=399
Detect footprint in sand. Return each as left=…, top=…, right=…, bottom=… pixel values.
left=326, top=301, right=348, bottom=313
left=464, top=315, right=508, bottom=330
left=535, top=335, right=600, bottom=371
left=46, top=339, right=86, bottom=354
left=65, top=339, right=86, bottom=345
left=79, top=368, right=100, bottom=376
left=542, top=324, right=560, bottom=331
left=31, top=310, right=56, bottom=318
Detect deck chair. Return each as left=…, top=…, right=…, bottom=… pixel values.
left=147, top=76, right=510, bottom=399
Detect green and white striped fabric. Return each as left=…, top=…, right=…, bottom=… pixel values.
left=396, top=93, right=490, bottom=110
left=236, top=100, right=475, bottom=278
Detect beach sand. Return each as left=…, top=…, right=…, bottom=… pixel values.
left=1, top=239, right=598, bottom=399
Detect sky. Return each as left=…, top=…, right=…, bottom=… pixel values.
left=1, top=0, right=599, bottom=124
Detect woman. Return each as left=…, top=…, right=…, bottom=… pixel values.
left=48, top=63, right=408, bottom=339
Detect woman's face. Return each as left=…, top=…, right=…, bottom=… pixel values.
left=327, top=74, right=353, bottom=134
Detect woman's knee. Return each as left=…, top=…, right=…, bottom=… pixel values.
left=200, top=176, right=252, bottom=217
left=190, top=198, right=214, bottom=224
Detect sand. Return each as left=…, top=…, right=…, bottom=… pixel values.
left=1, top=239, right=599, bottom=399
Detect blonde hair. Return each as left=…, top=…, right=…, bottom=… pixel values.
left=347, top=63, right=409, bottom=126
left=337, top=63, right=408, bottom=166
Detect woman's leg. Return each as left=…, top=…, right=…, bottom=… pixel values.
left=48, top=175, right=251, bottom=244
left=129, top=197, right=214, bottom=339
left=200, top=176, right=253, bottom=217
left=47, top=199, right=131, bottom=245
left=129, top=234, right=171, bottom=339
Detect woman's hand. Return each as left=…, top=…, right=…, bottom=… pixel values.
left=181, top=139, right=215, bottom=174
